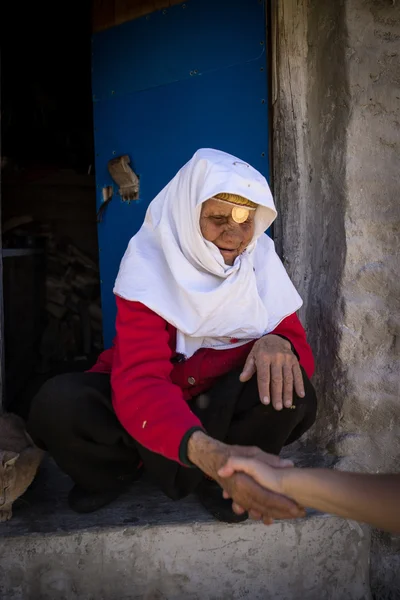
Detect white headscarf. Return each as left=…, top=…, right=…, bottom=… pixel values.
left=114, top=148, right=302, bottom=358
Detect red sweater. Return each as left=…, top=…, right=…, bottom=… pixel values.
left=89, top=297, right=314, bottom=465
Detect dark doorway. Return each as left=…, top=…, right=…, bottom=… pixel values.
left=1, top=0, right=101, bottom=414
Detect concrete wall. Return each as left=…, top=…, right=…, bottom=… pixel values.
left=273, top=0, right=399, bottom=466
left=273, top=1, right=399, bottom=595
left=339, top=0, right=400, bottom=473
left=272, top=0, right=350, bottom=448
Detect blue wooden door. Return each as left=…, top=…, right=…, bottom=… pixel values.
left=92, top=0, right=269, bottom=347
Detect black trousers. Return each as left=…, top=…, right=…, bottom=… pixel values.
left=27, top=368, right=317, bottom=500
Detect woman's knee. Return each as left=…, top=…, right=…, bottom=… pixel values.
left=299, top=370, right=318, bottom=415
left=286, top=372, right=318, bottom=440
left=28, top=373, right=86, bottom=441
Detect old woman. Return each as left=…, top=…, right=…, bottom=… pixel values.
left=28, top=149, right=317, bottom=523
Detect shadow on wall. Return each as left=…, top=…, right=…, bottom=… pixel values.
left=272, top=0, right=350, bottom=447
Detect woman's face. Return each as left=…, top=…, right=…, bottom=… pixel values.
left=200, top=198, right=255, bottom=265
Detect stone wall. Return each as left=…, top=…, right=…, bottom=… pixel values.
left=273, top=0, right=400, bottom=595
left=339, top=0, right=400, bottom=473
left=342, top=5, right=400, bottom=593
left=273, top=0, right=350, bottom=449
left=273, top=0, right=399, bottom=467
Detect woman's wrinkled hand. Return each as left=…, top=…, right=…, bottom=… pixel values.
left=239, top=334, right=305, bottom=410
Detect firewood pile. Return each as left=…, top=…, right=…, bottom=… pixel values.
left=40, top=236, right=103, bottom=371
left=3, top=217, right=103, bottom=372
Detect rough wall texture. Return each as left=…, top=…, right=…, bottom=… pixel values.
left=342, top=5, right=400, bottom=595
left=370, top=530, right=400, bottom=600
left=339, top=0, right=400, bottom=474
left=273, top=1, right=400, bottom=596
left=273, top=0, right=399, bottom=466
left=273, top=0, right=350, bottom=445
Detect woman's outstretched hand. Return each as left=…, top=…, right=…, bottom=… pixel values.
left=240, top=334, right=305, bottom=410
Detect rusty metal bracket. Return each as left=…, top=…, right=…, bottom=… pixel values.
left=107, top=155, right=139, bottom=202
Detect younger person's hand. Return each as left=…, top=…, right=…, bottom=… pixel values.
left=219, top=456, right=287, bottom=493
left=187, top=432, right=303, bottom=522
left=218, top=455, right=298, bottom=524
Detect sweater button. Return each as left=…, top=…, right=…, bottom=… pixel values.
left=188, top=376, right=196, bottom=386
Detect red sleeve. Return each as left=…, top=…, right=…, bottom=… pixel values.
left=111, top=296, right=203, bottom=464
left=88, top=347, right=114, bottom=373
left=270, top=313, right=315, bottom=379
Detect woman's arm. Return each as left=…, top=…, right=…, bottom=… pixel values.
left=112, top=296, right=204, bottom=464
left=112, top=297, right=306, bottom=519
left=218, top=456, right=400, bottom=533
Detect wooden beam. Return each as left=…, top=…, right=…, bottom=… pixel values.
left=92, top=0, right=116, bottom=34
left=93, top=0, right=186, bottom=33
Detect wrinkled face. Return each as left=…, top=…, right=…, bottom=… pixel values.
left=0, top=451, right=18, bottom=506
left=200, top=199, right=256, bottom=266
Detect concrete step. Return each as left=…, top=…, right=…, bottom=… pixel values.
left=0, top=459, right=371, bottom=600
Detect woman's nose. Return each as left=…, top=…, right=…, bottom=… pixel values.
left=222, top=223, right=243, bottom=239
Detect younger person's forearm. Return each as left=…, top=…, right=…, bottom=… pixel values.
left=283, top=469, right=400, bottom=533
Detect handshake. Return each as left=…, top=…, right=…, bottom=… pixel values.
left=188, top=431, right=400, bottom=534
left=187, top=431, right=304, bottom=524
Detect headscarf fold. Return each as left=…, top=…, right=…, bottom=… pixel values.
left=114, top=148, right=302, bottom=358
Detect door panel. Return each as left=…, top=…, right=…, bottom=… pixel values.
left=92, top=0, right=269, bottom=347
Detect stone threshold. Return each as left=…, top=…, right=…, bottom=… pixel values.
left=0, top=448, right=371, bottom=600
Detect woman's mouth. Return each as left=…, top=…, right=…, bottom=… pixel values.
left=217, top=247, right=239, bottom=265
left=217, top=247, right=238, bottom=255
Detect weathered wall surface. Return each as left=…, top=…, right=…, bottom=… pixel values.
left=273, top=0, right=400, bottom=596
left=273, top=0, right=400, bottom=467
left=273, top=0, right=350, bottom=446
left=342, top=5, right=400, bottom=594
left=339, top=0, right=400, bottom=474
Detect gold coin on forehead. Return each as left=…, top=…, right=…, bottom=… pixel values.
left=232, top=206, right=250, bottom=223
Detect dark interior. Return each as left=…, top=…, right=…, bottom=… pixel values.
left=1, top=0, right=102, bottom=415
